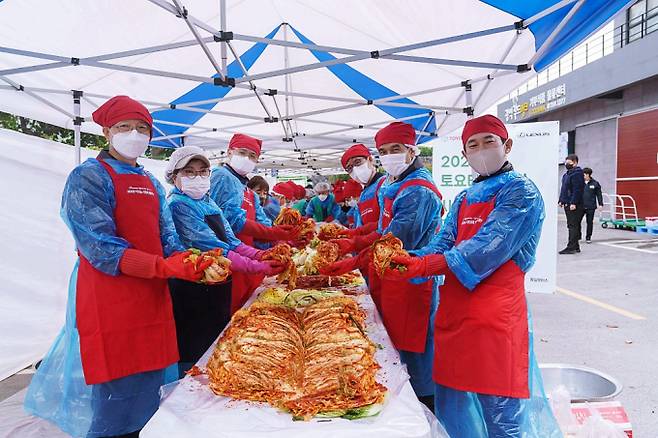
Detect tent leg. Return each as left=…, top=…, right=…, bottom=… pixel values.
left=220, top=0, right=227, bottom=76
left=73, top=90, right=82, bottom=165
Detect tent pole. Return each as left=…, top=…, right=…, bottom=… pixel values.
left=464, top=81, right=474, bottom=119
left=233, top=24, right=517, bottom=83
left=382, top=55, right=519, bottom=70
left=0, top=76, right=73, bottom=118
left=232, top=33, right=365, bottom=56
left=528, top=0, right=585, bottom=66
left=225, top=40, right=273, bottom=119
left=283, top=24, right=290, bottom=120
left=473, top=32, right=521, bottom=109
left=73, top=90, right=82, bottom=165
left=522, top=0, right=579, bottom=27
left=169, top=0, right=228, bottom=79
left=220, top=0, right=227, bottom=76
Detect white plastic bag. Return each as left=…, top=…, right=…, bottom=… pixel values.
left=575, top=412, right=627, bottom=438
left=549, top=385, right=577, bottom=434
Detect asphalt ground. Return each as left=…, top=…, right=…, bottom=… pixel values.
left=1, top=211, right=656, bottom=436
left=531, top=213, right=658, bottom=436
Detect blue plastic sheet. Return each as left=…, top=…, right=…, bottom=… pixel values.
left=209, top=165, right=272, bottom=235
left=377, top=166, right=442, bottom=250
left=434, top=310, right=562, bottom=438
left=415, top=171, right=544, bottom=291
left=24, top=261, right=169, bottom=437
left=168, top=188, right=241, bottom=252
left=60, top=157, right=183, bottom=276
left=24, top=262, right=93, bottom=437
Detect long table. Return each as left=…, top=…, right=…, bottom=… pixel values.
left=142, top=277, right=438, bottom=438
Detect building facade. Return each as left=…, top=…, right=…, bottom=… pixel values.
left=497, top=1, right=658, bottom=219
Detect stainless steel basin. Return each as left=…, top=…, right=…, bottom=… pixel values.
left=539, top=363, right=622, bottom=402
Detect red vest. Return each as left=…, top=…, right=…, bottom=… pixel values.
left=76, top=160, right=178, bottom=384
left=231, top=187, right=264, bottom=314
left=370, top=178, right=443, bottom=353
left=433, top=197, right=529, bottom=398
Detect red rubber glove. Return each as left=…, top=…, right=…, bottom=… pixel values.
left=334, top=238, right=356, bottom=256
left=345, top=222, right=378, bottom=237
left=241, top=220, right=298, bottom=241
left=119, top=249, right=212, bottom=282
left=263, top=259, right=288, bottom=276
left=382, top=254, right=448, bottom=280
left=319, top=248, right=371, bottom=276
left=352, top=231, right=381, bottom=252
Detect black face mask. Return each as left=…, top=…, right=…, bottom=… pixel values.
left=565, top=162, right=574, bottom=170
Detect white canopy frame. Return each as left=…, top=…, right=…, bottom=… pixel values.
left=0, top=0, right=598, bottom=175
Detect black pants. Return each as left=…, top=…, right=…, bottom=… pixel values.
left=584, top=209, right=596, bottom=240
left=168, top=278, right=232, bottom=378
left=565, top=205, right=585, bottom=250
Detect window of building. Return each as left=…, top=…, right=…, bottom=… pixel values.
left=627, top=0, right=658, bottom=42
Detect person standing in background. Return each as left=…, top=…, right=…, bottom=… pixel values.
left=582, top=167, right=603, bottom=243
left=558, top=154, right=585, bottom=254
left=247, top=175, right=280, bottom=222
left=305, top=181, right=341, bottom=222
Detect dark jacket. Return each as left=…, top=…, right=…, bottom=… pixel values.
left=583, top=178, right=603, bottom=210
left=559, top=166, right=585, bottom=206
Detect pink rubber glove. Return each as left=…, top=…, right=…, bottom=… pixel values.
left=226, top=251, right=274, bottom=275
left=233, top=243, right=265, bottom=261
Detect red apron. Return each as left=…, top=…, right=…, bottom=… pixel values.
left=357, top=178, right=385, bottom=226
left=370, top=179, right=443, bottom=353
left=433, top=197, right=529, bottom=398
left=231, top=188, right=265, bottom=314
left=76, top=160, right=178, bottom=385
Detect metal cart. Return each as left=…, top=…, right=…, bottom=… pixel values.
left=600, top=193, right=645, bottom=230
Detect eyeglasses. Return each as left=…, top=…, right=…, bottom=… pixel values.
left=345, top=157, right=367, bottom=173
left=111, top=122, right=151, bottom=135
left=179, top=168, right=211, bottom=178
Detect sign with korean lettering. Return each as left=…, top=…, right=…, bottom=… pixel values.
left=502, top=83, right=567, bottom=122
left=430, top=121, right=559, bottom=294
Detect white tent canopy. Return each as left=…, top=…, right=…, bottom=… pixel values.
left=0, top=0, right=632, bottom=175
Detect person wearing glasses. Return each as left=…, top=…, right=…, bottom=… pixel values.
left=165, top=146, right=286, bottom=377
left=340, top=143, right=385, bottom=234
left=322, top=123, right=443, bottom=410
left=209, top=134, right=300, bottom=312
left=24, top=96, right=210, bottom=438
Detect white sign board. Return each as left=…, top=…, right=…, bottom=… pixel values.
left=431, top=121, right=559, bottom=294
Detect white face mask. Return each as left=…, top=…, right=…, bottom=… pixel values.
left=318, top=194, right=328, bottom=202
left=347, top=199, right=358, bottom=208
left=111, top=130, right=150, bottom=160
left=350, top=162, right=374, bottom=185
left=180, top=176, right=210, bottom=200
left=379, top=153, right=410, bottom=177
left=466, top=144, right=507, bottom=176
left=229, top=154, right=257, bottom=176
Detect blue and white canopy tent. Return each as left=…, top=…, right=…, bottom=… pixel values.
left=0, top=0, right=632, bottom=176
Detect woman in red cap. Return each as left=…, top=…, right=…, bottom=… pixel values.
left=209, top=133, right=299, bottom=312
left=24, top=96, right=210, bottom=437
left=322, top=122, right=444, bottom=410
left=382, top=115, right=560, bottom=437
